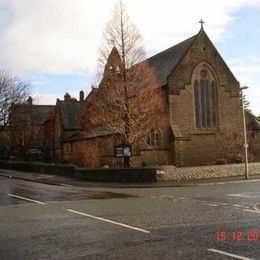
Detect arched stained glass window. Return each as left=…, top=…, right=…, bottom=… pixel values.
left=193, top=66, right=218, bottom=128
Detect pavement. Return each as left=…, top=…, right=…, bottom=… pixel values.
left=0, top=168, right=259, bottom=259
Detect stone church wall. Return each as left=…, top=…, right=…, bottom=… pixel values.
left=168, top=30, right=244, bottom=166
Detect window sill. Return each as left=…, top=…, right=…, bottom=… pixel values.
left=193, top=128, right=218, bottom=135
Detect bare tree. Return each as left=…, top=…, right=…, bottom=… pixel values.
left=96, top=0, right=145, bottom=80
left=9, top=104, right=40, bottom=155
left=82, top=1, right=165, bottom=167
left=0, top=70, right=30, bottom=128
left=242, top=94, right=251, bottom=112
left=74, top=140, right=100, bottom=167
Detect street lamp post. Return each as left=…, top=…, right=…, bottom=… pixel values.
left=240, top=86, right=249, bottom=179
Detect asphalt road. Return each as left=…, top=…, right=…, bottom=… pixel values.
left=0, top=174, right=259, bottom=259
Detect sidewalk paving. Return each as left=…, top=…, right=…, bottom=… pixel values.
left=1, top=168, right=260, bottom=188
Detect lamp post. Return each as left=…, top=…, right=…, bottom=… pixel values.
left=240, top=86, right=249, bottom=179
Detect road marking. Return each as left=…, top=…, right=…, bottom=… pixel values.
left=67, top=209, right=150, bottom=234
left=8, top=193, right=45, bottom=205
left=160, top=195, right=177, bottom=199
left=228, top=192, right=260, bottom=198
left=200, top=179, right=260, bottom=186
left=228, top=193, right=250, bottom=198
left=244, top=209, right=260, bottom=214
left=206, top=203, right=218, bottom=207
left=233, top=204, right=245, bottom=208
left=60, top=184, right=73, bottom=187
left=253, top=203, right=260, bottom=212
left=207, top=248, right=254, bottom=260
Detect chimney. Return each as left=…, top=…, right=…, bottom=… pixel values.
left=79, top=90, right=84, bottom=102
left=64, top=92, right=71, bottom=102
left=27, top=96, right=33, bottom=105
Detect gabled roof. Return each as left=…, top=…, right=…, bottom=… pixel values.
left=31, top=105, right=55, bottom=125
left=62, top=126, right=116, bottom=142
left=57, top=100, right=83, bottom=130
left=142, top=35, right=196, bottom=86
left=13, top=104, right=54, bottom=125
left=246, top=110, right=260, bottom=131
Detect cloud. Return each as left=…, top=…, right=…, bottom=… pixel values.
left=1, top=0, right=260, bottom=75
left=226, top=58, right=260, bottom=115
left=1, top=0, right=260, bottom=114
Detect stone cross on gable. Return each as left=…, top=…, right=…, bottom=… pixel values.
left=199, top=19, right=204, bottom=29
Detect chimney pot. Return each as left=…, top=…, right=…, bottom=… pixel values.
left=27, top=96, right=33, bottom=105
left=79, top=90, right=84, bottom=102
left=64, top=92, right=71, bottom=102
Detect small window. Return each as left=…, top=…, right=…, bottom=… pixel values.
left=146, top=129, right=161, bottom=147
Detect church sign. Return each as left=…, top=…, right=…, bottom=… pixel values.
left=114, top=144, right=132, bottom=158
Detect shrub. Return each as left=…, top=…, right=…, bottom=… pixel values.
left=215, top=158, right=227, bottom=165
left=142, top=161, right=148, bottom=167
left=0, top=141, right=10, bottom=160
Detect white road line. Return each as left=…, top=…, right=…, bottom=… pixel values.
left=8, top=193, right=45, bottom=205
left=67, top=209, right=150, bottom=234
left=253, top=203, right=260, bottom=212
left=228, top=192, right=260, bottom=198
left=206, top=203, right=218, bottom=207
left=160, top=195, right=176, bottom=199
left=233, top=204, right=245, bottom=208
left=60, top=184, right=73, bottom=187
left=244, top=209, right=260, bottom=214
left=200, top=179, right=260, bottom=186
left=228, top=193, right=250, bottom=198
left=207, top=248, right=254, bottom=260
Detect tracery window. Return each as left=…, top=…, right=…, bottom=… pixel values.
left=193, top=65, right=218, bottom=128
left=146, top=129, right=161, bottom=147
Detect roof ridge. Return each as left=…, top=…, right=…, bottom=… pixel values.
left=246, top=110, right=260, bottom=122
left=31, top=105, right=55, bottom=107
left=145, top=34, right=196, bottom=62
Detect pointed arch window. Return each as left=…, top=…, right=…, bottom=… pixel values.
left=146, top=129, right=161, bottom=147
left=194, top=66, right=218, bottom=128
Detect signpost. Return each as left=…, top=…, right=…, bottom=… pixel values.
left=114, top=144, right=132, bottom=158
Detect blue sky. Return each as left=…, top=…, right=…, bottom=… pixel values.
left=0, top=0, right=259, bottom=115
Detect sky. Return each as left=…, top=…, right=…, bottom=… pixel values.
left=0, top=0, right=259, bottom=115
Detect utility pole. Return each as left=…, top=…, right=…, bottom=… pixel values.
left=240, top=86, right=249, bottom=179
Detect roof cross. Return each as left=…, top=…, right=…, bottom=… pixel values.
left=199, top=19, right=204, bottom=29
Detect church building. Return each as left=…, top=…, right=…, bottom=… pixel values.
left=61, top=24, right=259, bottom=167
left=8, top=24, right=259, bottom=167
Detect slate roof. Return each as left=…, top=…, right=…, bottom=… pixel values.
left=57, top=100, right=83, bottom=130
left=12, top=104, right=55, bottom=125
left=141, top=35, right=196, bottom=86
left=31, top=105, right=55, bottom=125
left=246, top=111, right=260, bottom=131
left=63, top=126, right=116, bottom=142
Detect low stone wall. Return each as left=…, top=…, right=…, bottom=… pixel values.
left=1, top=161, right=157, bottom=183
left=158, top=162, right=260, bottom=181
left=2, top=161, right=260, bottom=183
